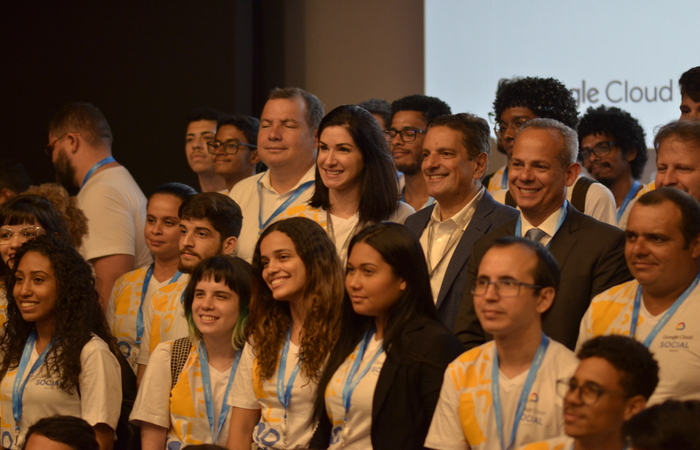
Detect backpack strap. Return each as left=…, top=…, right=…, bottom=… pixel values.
left=571, top=176, right=597, bottom=212
left=505, top=190, right=517, bottom=208
left=170, top=337, right=192, bottom=390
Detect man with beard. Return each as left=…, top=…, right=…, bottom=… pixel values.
left=389, top=94, right=452, bottom=212
left=47, top=102, right=151, bottom=307
left=578, top=105, right=648, bottom=227
left=135, top=192, right=241, bottom=382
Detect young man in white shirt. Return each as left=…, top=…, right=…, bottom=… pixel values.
left=426, top=237, right=578, bottom=450
left=228, top=87, right=324, bottom=262
left=520, top=335, right=658, bottom=450
left=578, top=187, right=700, bottom=404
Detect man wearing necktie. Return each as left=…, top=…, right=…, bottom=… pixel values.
left=454, top=118, right=631, bottom=350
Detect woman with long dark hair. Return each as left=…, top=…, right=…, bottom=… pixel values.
left=226, top=217, right=344, bottom=450
left=131, top=255, right=251, bottom=448
left=0, top=235, right=121, bottom=450
left=310, top=223, right=463, bottom=450
left=0, top=188, right=87, bottom=329
left=309, top=105, right=413, bottom=261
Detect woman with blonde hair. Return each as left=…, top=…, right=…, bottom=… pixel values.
left=226, top=217, right=344, bottom=450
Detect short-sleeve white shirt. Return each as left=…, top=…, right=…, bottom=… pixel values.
left=77, top=166, right=152, bottom=267
left=577, top=278, right=700, bottom=404
left=228, top=342, right=317, bottom=449
left=0, top=336, right=122, bottom=450
left=425, top=340, right=578, bottom=450
left=130, top=340, right=234, bottom=446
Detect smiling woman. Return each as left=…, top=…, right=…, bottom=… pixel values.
left=310, top=105, right=414, bottom=262
left=130, top=255, right=251, bottom=448
left=226, top=217, right=344, bottom=450
left=0, top=235, right=122, bottom=450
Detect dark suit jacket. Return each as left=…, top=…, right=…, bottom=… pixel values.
left=404, top=190, right=519, bottom=330
left=310, top=315, right=464, bottom=450
left=454, top=203, right=632, bottom=350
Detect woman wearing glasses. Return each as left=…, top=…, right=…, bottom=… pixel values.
left=309, top=105, right=414, bottom=262
left=0, top=186, right=87, bottom=329
left=309, top=223, right=463, bottom=450
left=208, top=115, right=260, bottom=194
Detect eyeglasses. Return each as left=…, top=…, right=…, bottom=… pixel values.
left=384, top=128, right=426, bottom=142
left=206, top=140, right=257, bottom=155
left=471, top=278, right=542, bottom=297
left=0, top=226, right=46, bottom=245
left=579, top=141, right=616, bottom=160
left=556, top=378, right=627, bottom=405
left=494, top=118, right=530, bottom=136
left=45, top=133, right=81, bottom=157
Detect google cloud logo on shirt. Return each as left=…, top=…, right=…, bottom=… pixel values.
left=529, top=393, right=539, bottom=402
left=676, top=323, right=686, bottom=331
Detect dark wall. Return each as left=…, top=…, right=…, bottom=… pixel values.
left=0, top=1, right=261, bottom=196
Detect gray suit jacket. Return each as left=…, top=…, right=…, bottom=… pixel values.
left=454, top=202, right=632, bottom=350
left=404, top=190, right=519, bottom=330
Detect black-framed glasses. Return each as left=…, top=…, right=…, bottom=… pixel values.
left=494, top=118, right=530, bottom=136
left=0, top=226, right=46, bottom=245
left=45, top=133, right=81, bottom=157
left=206, top=140, right=257, bottom=155
left=579, top=141, right=616, bottom=160
left=471, top=278, right=542, bottom=297
left=383, top=128, right=426, bottom=142
left=556, top=378, right=627, bottom=405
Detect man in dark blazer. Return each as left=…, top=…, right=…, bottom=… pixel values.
left=454, top=118, right=632, bottom=350
left=404, top=113, right=519, bottom=330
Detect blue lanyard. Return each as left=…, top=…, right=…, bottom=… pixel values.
left=341, top=329, right=384, bottom=417
left=501, top=166, right=509, bottom=190
left=630, top=274, right=700, bottom=347
left=277, top=328, right=301, bottom=415
left=492, top=333, right=550, bottom=450
left=514, top=201, right=568, bottom=247
left=257, top=180, right=314, bottom=234
left=136, top=267, right=183, bottom=345
left=198, top=341, right=241, bottom=443
left=616, top=180, right=642, bottom=223
left=81, top=156, right=116, bottom=188
left=13, top=332, right=54, bottom=436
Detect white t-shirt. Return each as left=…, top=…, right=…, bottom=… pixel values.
left=324, top=336, right=386, bottom=449
left=228, top=341, right=317, bottom=450
left=106, top=266, right=173, bottom=373
left=577, top=278, right=700, bottom=404
left=516, top=435, right=574, bottom=450
left=77, top=166, right=152, bottom=267
left=425, top=340, right=578, bottom=450
left=130, top=340, right=234, bottom=447
left=0, top=336, right=122, bottom=450
left=491, top=174, right=617, bottom=227
left=136, top=276, right=190, bottom=366
left=326, top=201, right=414, bottom=263
left=228, top=167, right=323, bottom=263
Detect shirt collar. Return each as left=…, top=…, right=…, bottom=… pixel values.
left=258, top=165, right=316, bottom=194
left=430, top=186, right=485, bottom=230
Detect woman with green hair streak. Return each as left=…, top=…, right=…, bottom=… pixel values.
left=130, top=255, right=251, bottom=449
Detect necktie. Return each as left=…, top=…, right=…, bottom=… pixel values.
left=525, top=227, right=546, bottom=243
